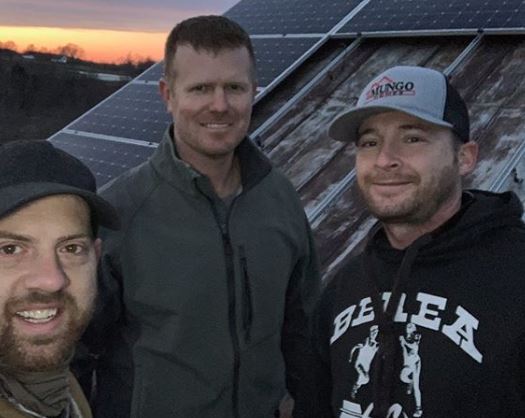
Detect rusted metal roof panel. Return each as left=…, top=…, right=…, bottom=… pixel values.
left=251, top=34, right=525, bottom=279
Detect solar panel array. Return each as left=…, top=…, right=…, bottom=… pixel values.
left=49, top=0, right=525, bottom=187
left=339, top=0, right=525, bottom=33
left=224, top=0, right=362, bottom=34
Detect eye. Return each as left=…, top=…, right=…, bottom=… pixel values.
left=0, top=244, right=22, bottom=255
left=190, top=84, right=210, bottom=93
left=226, top=83, right=246, bottom=93
left=405, top=135, right=425, bottom=144
left=357, top=138, right=378, bottom=148
left=60, top=243, right=86, bottom=255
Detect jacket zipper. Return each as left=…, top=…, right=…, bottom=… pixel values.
left=221, top=232, right=241, bottom=418
left=205, top=192, right=241, bottom=418
left=239, top=245, right=253, bottom=344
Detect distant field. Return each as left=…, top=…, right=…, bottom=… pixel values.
left=0, top=49, right=153, bottom=143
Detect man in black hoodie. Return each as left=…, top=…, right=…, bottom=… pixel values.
left=301, top=65, right=525, bottom=418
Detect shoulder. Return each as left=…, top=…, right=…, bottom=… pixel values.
left=256, top=166, right=305, bottom=213
left=100, top=160, right=160, bottom=223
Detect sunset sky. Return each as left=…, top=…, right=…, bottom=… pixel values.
left=0, top=0, right=239, bottom=63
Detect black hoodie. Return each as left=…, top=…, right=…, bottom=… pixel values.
left=303, top=190, right=525, bottom=418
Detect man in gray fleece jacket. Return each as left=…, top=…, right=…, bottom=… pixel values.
left=79, top=15, right=321, bottom=418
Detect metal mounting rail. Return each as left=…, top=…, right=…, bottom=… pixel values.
left=251, top=38, right=363, bottom=142
left=307, top=168, right=357, bottom=223
left=306, top=30, right=481, bottom=225
left=489, top=136, right=525, bottom=192
left=444, top=31, right=484, bottom=77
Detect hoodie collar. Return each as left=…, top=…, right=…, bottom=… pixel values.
left=150, top=125, right=272, bottom=196
left=368, top=190, right=523, bottom=261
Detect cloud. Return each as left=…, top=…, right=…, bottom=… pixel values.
left=0, top=0, right=239, bottom=32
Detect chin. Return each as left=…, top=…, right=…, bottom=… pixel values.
left=11, top=340, right=74, bottom=372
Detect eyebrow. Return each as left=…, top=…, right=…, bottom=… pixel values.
left=0, top=232, right=92, bottom=243
left=398, top=124, right=431, bottom=131
left=56, top=234, right=93, bottom=244
left=0, top=231, right=32, bottom=242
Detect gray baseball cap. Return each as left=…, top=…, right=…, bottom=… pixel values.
left=328, top=65, right=470, bottom=143
left=0, top=140, right=119, bottom=229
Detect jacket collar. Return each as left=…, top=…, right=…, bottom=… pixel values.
left=150, top=125, right=272, bottom=196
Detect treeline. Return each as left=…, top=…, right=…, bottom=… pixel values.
left=0, top=49, right=155, bottom=143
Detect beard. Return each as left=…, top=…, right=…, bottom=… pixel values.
left=0, top=291, right=93, bottom=372
left=361, top=160, right=460, bottom=225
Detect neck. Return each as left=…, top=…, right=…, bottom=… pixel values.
left=383, top=192, right=463, bottom=249
left=203, top=154, right=241, bottom=199
left=174, top=140, right=241, bottom=199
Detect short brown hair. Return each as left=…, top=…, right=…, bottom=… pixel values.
left=163, top=15, right=256, bottom=82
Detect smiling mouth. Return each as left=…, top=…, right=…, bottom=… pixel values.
left=16, top=308, right=58, bottom=324
left=202, top=122, right=231, bottom=129
left=374, top=182, right=411, bottom=186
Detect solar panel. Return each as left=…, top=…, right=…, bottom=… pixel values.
left=50, top=132, right=155, bottom=186
left=339, top=0, right=525, bottom=33
left=225, top=0, right=362, bottom=34
left=67, top=83, right=170, bottom=143
left=252, top=37, right=321, bottom=87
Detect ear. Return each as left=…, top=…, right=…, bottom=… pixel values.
left=94, top=238, right=102, bottom=262
left=458, top=141, right=478, bottom=176
left=159, top=76, right=173, bottom=113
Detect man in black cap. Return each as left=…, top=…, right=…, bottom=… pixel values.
left=298, top=66, right=525, bottom=417
left=0, top=140, right=118, bottom=418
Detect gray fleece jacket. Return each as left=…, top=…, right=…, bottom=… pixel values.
left=82, top=127, right=320, bottom=418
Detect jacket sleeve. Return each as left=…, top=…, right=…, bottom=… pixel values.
left=71, top=226, right=125, bottom=401
left=279, top=216, right=324, bottom=416
left=291, top=274, right=336, bottom=418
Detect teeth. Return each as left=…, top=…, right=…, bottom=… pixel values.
left=204, top=123, right=229, bottom=128
left=16, top=309, right=58, bottom=323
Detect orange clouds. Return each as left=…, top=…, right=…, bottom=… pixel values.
left=0, top=26, right=165, bottom=63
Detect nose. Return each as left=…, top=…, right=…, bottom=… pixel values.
left=375, top=141, right=401, bottom=170
left=25, top=253, right=69, bottom=293
left=209, top=88, right=229, bottom=112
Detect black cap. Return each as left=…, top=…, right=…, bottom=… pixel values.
left=0, top=140, right=119, bottom=229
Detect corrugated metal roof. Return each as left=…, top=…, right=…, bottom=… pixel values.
left=250, top=34, right=525, bottom=280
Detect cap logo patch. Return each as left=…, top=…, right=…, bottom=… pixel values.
left=365, top=76, right=416, bottom=102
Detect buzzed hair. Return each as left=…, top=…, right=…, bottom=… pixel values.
left=163, top=15, right=256, bottom=82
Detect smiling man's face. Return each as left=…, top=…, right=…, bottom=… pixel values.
left=0, top=194, right=100, bottom=371
left=355, top=111, right=462, bottom=226
left=159, top=44, right=256, bottom=166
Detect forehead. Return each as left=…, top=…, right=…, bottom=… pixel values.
left=0, top=195, right=91, bottom=233
left=170, top=45, right=253, bottom=82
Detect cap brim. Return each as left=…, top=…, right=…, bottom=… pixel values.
left=328, top=105, right=455, bottom=143
left=0, top=183, right=120, bottom=230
